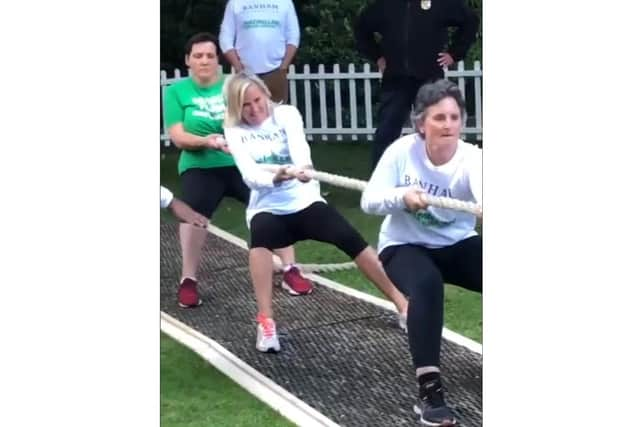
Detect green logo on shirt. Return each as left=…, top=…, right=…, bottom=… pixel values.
left=243, top=19, right=280, bottom=29
left=409, top=208, right=456, bottom=228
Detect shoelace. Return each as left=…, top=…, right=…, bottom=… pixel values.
left=286, top=267, right=301, bottom=280
left=257, top=316, right=275, bottom=338
left=421, top=382, right=446, bottom=408
left=285, top=268, right=311, bottom=290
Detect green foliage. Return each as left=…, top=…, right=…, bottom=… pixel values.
left=161, top=0, right=482, bottom=70
left=295, top=0, right=365, bottom=66
left=296, top=0, right=481, bottom=67
left=465, top=0, right=483, bottom=63
left=161, top=0, right=229, bottom=70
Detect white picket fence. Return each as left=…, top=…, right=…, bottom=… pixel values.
left=160, top=61, right=482, bottom=146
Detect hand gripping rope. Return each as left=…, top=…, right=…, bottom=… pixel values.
left=252, top=164, right=481, bottom=274
left=262, top=164, right=483, bottom=217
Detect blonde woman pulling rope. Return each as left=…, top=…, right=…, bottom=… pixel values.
left=222, top=71, right=408, bottom=354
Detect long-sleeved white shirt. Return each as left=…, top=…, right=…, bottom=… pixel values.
left=219, top=0, right=300, bottom=74
left=224, top=105, right=325, bottom=225
left=361, top=134, right=482, bottom=251
left=160, top=186, right=174, bottom=209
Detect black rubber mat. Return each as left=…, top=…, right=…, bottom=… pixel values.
left=161, top=221, right=482, bottom=426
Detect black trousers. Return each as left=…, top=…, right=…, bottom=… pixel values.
left=371, top=74, right=440, bottom=171
left=379, top=236, right=482, bottom=368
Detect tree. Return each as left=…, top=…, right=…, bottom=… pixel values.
left=160, top=0, right=482, bottom=71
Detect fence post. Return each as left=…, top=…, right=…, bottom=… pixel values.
left=474, top=60, right=482, bottom=141
left=333, top=64, right=343, bottom=142
left=303, top=64, right=313, bottom=140
left=318, top=64, right=328, bottom=141
left=348, top=63, right=357, bottom=141
left=160, top=70, right=169, bottom=147
left=363, top=63, right=373, bottom=141
left=160, top=62, right=482, bottom=144
left=288, top=64, right=297, bottom=106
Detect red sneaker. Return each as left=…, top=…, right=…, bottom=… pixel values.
left=178, top=277, right=202, bottom=308
left=281, top=266, right=313, bottom=296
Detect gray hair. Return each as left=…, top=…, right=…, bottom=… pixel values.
left=411, top=80, right=466, bottom=135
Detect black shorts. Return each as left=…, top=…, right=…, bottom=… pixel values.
left=180, top=166, right=249, bottom=218
left=249, top=201, right=368, bottom=259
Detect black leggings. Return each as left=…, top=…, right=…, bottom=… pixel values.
left=379, top=236, right=482, bottom=368
left=180, top=166, right=249, bottom=218
left=249, top=202, right=368, bottom=259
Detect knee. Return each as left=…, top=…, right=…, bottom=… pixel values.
left=334, top=232, right=368, bottom=259
left=249, top=247, right=275, bottom=263
left=411, top=271, right=445, bottom=301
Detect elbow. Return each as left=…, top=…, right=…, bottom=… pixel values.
left=219, top=40, right=232, bottom=53
left=170, top=136, right=187, bottom=150
left=170, top=138, right=184, bottom=149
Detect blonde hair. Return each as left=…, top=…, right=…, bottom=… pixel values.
left=223, top=71, right=275, bottom=127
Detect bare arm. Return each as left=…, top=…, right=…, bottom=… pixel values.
left=223, top=49, right=244, bottom=72
left=169, top=198, right=209, bottom=228
left=281, top=0, right=300, bottom=70
left=280, top=44, right=297, bottom=70
left=168, top=123, right=227, bottom=152
left=219, top=0, right=242, bottom=71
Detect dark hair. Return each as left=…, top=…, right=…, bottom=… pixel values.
left=184, top=32, right=218, bottom=56
left=411, top=80, right=466, bottom=133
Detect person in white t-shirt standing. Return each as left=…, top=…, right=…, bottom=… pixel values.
left=219, top=0, right=300, bottom=103
left=361, top=79, right=482, bottom=427
left=222, top=71, right=408, bottom=354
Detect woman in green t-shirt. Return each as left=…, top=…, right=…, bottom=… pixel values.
left=163, top=32, right=312, bottom=308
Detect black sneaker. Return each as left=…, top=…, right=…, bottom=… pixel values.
left=413, top=377, right=457, bottom=426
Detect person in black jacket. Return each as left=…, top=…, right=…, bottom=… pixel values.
left=356, top=0, right=479, bottom=172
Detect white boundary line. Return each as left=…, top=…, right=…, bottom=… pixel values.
left=161, top=312, right=341, bottom=427
left=205, top=223, right=482, bottom=355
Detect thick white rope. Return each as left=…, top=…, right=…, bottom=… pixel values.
left=274, top=261, right=356, bottom=274
left=206, top=223, right=356, bottom=274
left=262, top=164, right=483, bottom=217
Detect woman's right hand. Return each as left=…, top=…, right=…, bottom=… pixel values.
left=403, top=188, right=428, bottom=212
left=273, top=166, right=295, bottom=184
left=203, top=134, right=230, bottom=153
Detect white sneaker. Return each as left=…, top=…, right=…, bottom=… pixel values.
left=256, top=316, right=281, bottom=353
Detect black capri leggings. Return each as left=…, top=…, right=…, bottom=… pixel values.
left=249, top=202, right=368, bottom=259
left=379, top=236, right=482, bottom=368
left=180, top=166, right=249, bottom=218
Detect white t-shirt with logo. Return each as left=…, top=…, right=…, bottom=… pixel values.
left=219, top=0, right=300, bottom=74
left=361, top=134, right=482, bottom=251
left=224, top=105, right=325, bottom=226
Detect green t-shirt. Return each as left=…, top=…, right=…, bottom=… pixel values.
left=163, top=76, right=236, bottom=174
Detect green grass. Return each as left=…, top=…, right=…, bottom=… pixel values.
left=161, top=143, right=482, bottom=341
left=160, top=143, right=482, bottom=425
left=161, top=333, right=296, bottom=427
